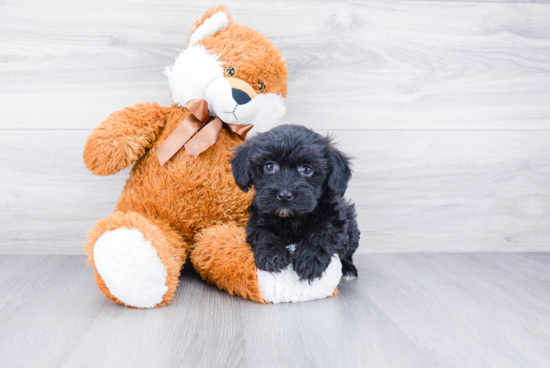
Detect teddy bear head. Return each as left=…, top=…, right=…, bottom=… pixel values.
left=165, top=6, right=288, bottom=133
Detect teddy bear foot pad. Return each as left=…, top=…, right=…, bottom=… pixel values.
left=94, top=228, right=169, bottom=308
left=256, top=254, right=342, bottom=304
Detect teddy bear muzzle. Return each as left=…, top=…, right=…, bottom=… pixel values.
left=205, top=77, right=260, bottom=125
left=228, top=77, right=257, bottom=105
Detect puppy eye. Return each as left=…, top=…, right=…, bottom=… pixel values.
left=224, top=67, right=236, bottom=77
left=298, top=165, right=314, bottom=177
left=264, top=161, right=279, bottom=174
left=258, top=81, right=265, bottom=92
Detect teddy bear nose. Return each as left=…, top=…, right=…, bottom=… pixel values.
left=232, top=88, right=252, bottom=105
left=277, top=190, right=294, bottom=202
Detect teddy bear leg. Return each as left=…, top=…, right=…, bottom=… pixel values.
left=83, top=211, right=188, bottom=308
left=192, top=223, right=342, bottom=304
left=192, top=223, right=266, bottom=303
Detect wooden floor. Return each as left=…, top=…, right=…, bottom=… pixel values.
left=0, top=253, right=548, bottom=368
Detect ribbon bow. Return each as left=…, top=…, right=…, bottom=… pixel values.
left=156, top=99, right=253, bottom=165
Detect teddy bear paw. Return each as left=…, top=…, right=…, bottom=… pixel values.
left=256, top=246, right=342, bottom=303
left=93, top=228, right=169, bottom=308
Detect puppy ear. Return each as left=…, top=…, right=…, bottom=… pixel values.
left=230, top=140, right=254, bottom=192
left=327, top=138, right=352, bottom=197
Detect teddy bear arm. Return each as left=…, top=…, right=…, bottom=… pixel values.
left=83, top=102, right=168, bottom=176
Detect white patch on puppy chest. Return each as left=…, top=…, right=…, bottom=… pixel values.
left=256, top=245, right=342, bottom=303
left=189, top=11, right=229, bottom=46
left=94, top=228, right=168, bottom=308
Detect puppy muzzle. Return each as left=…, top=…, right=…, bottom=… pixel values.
left=275, top=208, right=294, bottom=218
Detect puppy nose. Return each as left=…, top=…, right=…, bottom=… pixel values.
left=232, top=88, right=252, bottom=105
left=277, top=190, right=294, bottom=201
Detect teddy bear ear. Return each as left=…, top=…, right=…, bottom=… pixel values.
left=188, top=5, right=232, bottom=46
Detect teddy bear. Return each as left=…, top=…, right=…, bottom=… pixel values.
left=83, top=5, right=343, bottom=308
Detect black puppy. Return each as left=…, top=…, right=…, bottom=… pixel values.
left=231, top=124, right=360, bottom=282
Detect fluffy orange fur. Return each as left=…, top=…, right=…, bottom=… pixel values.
left=83, top=103, right=255, bottom=241
left=193, top=223, right=265, bottom=303
left=83, top=6, right=288, bottom=307
left=110, top=105, right=254, bottom=243
left=84, top=102, right=169, bottom=176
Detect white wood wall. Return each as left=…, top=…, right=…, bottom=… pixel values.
left=1, top=0, right=550, bottom=254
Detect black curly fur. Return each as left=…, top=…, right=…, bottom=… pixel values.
left=231, top=125, right=360, bottom=282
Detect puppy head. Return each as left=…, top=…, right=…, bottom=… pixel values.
left=231, top=125, right=352, bottom=217
left=164, top=6, right=288, bottom=133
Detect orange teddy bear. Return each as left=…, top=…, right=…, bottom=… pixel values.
left=83, top=6, right=342, bottom=308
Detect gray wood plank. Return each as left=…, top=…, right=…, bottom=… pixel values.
left=0, top=130, right=126, bottom=254
left=0, top=254, right=549, bottom=368
left=1, top=129, right=550, bottom=254
left=1, top=0, right=550, bottom=130
left=344, top=129, right=550, bottom=253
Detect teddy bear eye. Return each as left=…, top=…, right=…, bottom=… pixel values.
left=224, top=67, right=236, bottom=77
left=298, top=165, right=314, bottom=177
left=264, top=161, right=279, bottom=174
left=258, top=81, right=265, bottom=92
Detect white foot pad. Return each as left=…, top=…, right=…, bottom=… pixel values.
left=256, top=246, right=342, bottom=304
left=94, top=228, right=168, bottom=308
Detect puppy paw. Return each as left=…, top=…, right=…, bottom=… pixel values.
left=254, top=247, right=291, bottom=273
left=341, top=258, right=358, bottom=280
left=292, top=248, right=332, bottom=283
left=342, top=268, right=358, bottom=281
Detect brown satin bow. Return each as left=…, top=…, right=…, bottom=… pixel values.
left=156, top=99, right=253, bottom=165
